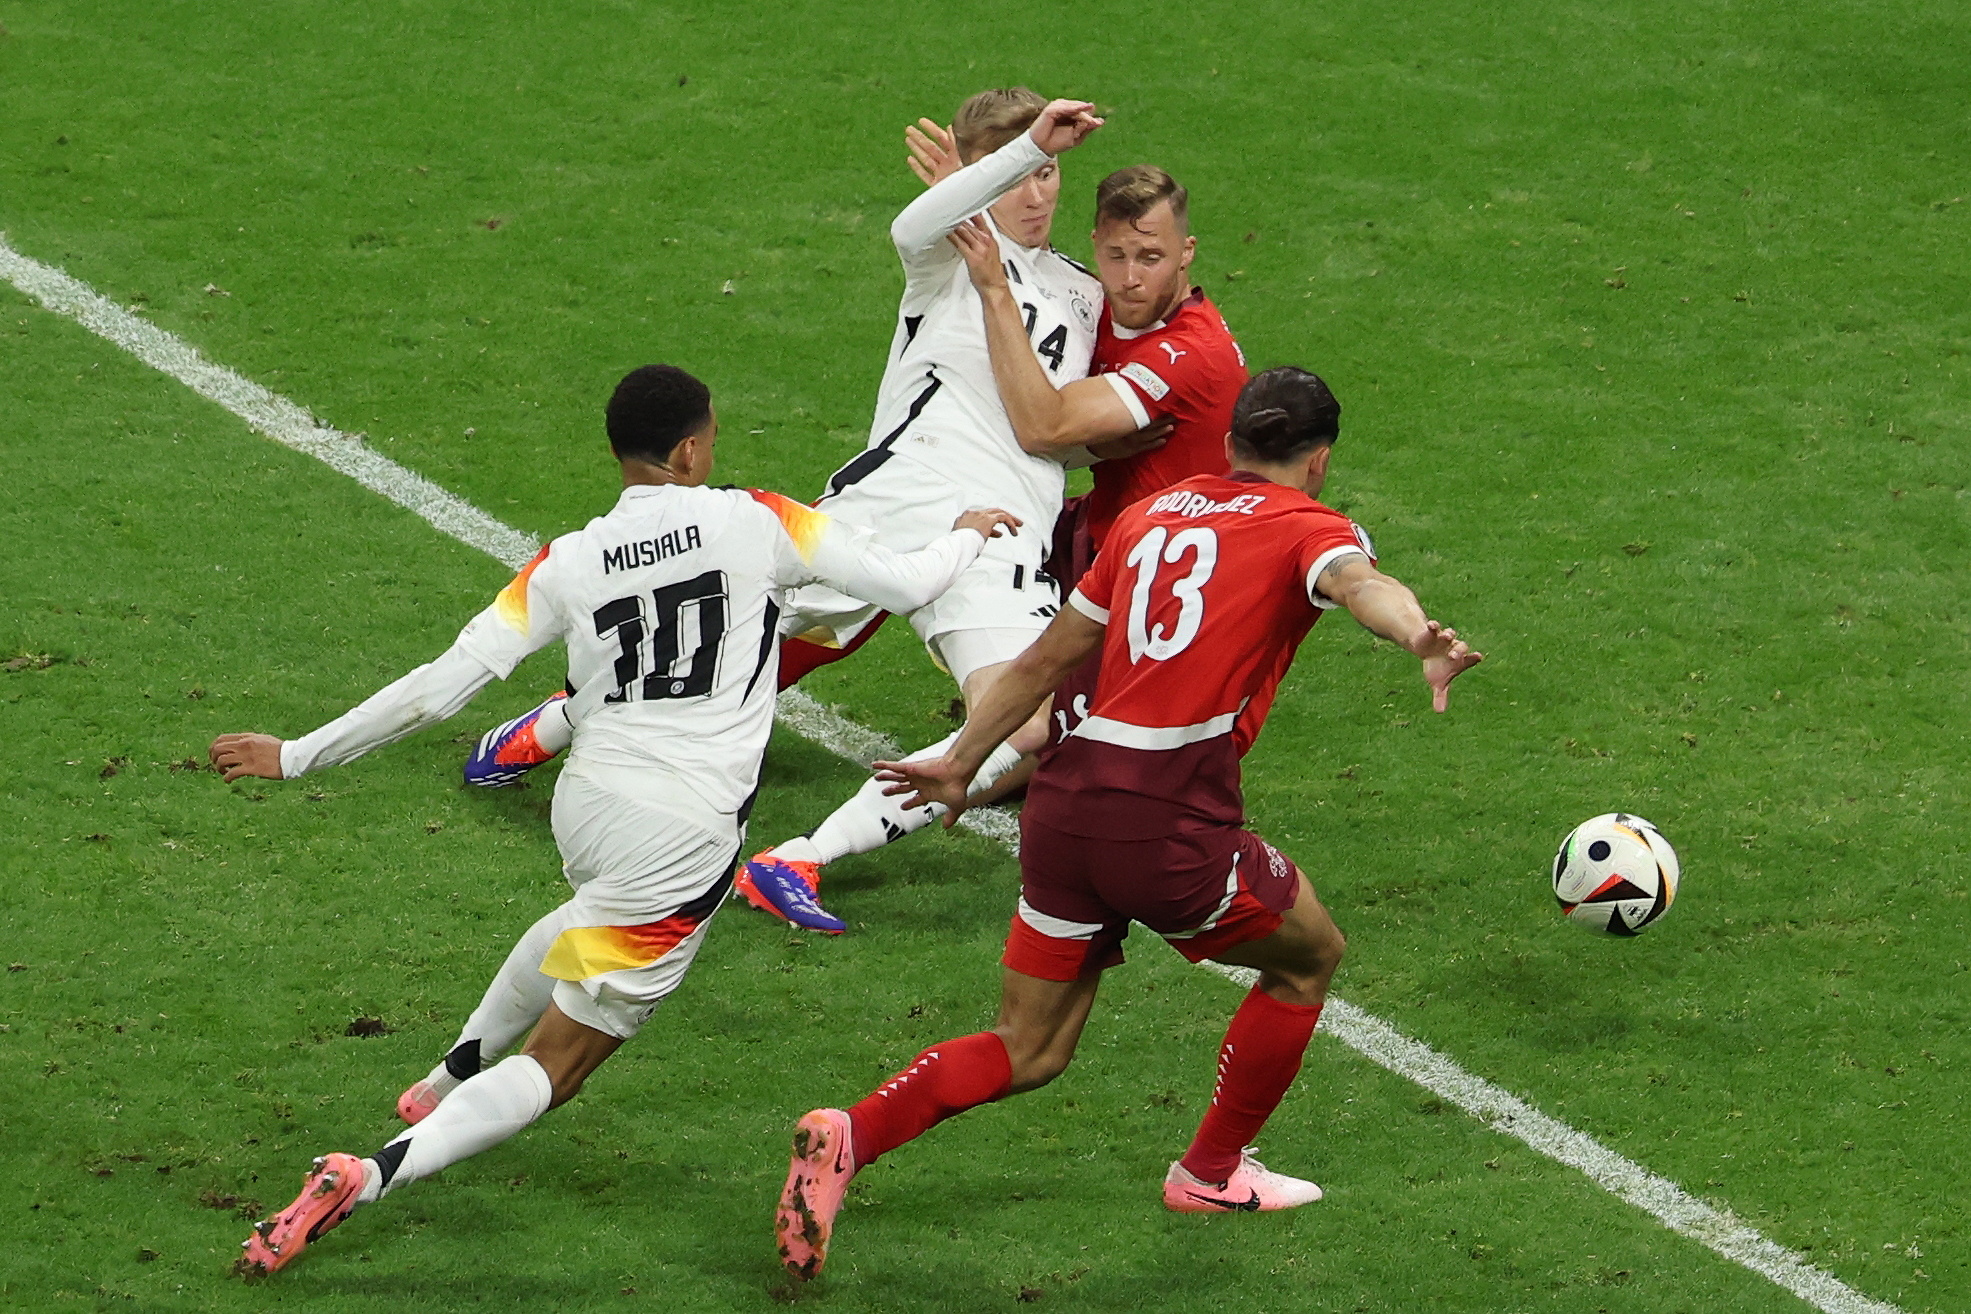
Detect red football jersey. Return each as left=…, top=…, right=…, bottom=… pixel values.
left=1084, top=290, right=1247, bottom=546
left=1025, top=471, right=1376, bottom=839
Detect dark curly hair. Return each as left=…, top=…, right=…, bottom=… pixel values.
left=606, top=365, right=712, bottom=464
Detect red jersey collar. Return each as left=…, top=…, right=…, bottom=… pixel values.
left=1219, top=468, right=1321, bottom=507
left=1106, top=286, right=1208, bottom=340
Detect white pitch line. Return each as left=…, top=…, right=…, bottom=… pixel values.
left=0, top=236, right=540, bottom=573
left=0, top=232, right=1900, bottom=1314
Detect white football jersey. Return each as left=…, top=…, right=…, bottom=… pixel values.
left=281, top=483, right=984, bottom=835
left=820, top=132, right=1102, bottom=535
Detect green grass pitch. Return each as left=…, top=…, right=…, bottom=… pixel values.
left=2, top=0, right=1966, bottom=1310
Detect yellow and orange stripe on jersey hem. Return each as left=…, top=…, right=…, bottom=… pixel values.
left=540, top=910, right=705, bottom=981
left=495, top=544, right=551, bottom=633
left=747, top=488, right=831, bottom=565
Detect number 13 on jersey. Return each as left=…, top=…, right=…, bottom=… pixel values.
left=1124, top=526, right=1217, bottom=664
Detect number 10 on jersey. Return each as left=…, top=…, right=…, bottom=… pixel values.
left=592, top=570, right=730, bottom=701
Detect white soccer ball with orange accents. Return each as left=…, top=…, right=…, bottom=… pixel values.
left=1551, top=813, right=1680, bottom=935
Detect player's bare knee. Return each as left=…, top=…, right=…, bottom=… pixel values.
left=1314, top=921, right=1347, bottom=975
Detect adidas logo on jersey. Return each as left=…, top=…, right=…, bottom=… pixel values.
left=1030, top=603, right=1060, bottom=618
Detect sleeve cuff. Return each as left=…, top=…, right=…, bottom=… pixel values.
left=1304, top=546, right=1371, bottom=609
left=1101, top=372, right=1154, bottom=429
left=1067, top=588, right=1111, bottom=624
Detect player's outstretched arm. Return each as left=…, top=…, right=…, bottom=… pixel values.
left=874, top=606, right=1104, bottom=822
left=1316, top=554, right=1483, bottom=712
left=762, top=487, right=1019, bottom=616
left=209, top=644, right=506, bottom=783
left=947, top=216, right=1167, bottom=460
left=890, top=99, right=1103, bottom=263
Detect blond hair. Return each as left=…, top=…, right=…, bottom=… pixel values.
left=1095, top=165, right=1190, bottom=234
left=953, top=87, right=1047, bottom=163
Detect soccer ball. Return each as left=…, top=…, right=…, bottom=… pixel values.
left=1551, top=813, right=1680, bottom=935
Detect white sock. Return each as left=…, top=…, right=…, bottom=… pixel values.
left=369, top=1055, right=554, bottom=1199
left=799, top=733, right=1025, bottom=864
left=420, top=906, right=570, bottom=1101
left=533, top=694, right=573, bottom=755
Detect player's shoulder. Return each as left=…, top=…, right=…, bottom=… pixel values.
left=1292, top=494, right=1376, bottom=558
left=735, top=485, right=834, bottom=544
left=1045, top=248, right=1094, bottom=278
left=1165, top=291, right=1245, bottom=360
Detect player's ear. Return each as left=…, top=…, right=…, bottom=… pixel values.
left=1309, top=443, right=1335, bottom=486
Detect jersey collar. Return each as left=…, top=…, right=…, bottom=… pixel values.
left=1221, top=468, right=1316, bottom=505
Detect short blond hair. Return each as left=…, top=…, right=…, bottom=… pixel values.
left=953, top=87, right=1046, bottom=164
left=1095, top=165, right=1190, bottom=235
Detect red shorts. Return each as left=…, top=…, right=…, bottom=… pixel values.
left=1003, top=816, right=1304, bottom=982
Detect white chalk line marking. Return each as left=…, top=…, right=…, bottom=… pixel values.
left=0, top=232, right=1900, bottom=1314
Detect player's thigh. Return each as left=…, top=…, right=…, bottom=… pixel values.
left=550, top=768, right=734, bottom=898
left=912, top=541, right=1056, bottom=678
left=543, top=773, right=738, bottom=1045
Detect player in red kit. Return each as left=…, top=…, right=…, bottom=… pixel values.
left=954, top=161, right=1245, bottom=575
left=744, top=167, right=1249, bottom=930
left=773, top=367, right=1483, bottom=1279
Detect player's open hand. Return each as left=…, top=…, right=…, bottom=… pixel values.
left=948, top=215, right=1007, bottom=290
left=872, top=755, right=971, bottom=826
left=209, top=732, right=286, bottom=782
left=1027, top=99, right=1103, bottom=156
left=1414, top=621, right=1483, bottom=713
left=1088, top=415, right=1175, bottom=462
left=907, top=118, right=960, bottom=187
left=954, top=507, right=1021, bottom=539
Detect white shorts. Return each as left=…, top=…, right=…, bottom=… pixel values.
left=789, top=468, right=1059, bottom=670
left=543, top=768, right=738, bottom=1039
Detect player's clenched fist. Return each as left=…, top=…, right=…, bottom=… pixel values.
left=1027, top=99, right=1103, bottom=156
left=210, top=732, right=285, bottom=782
left=953, top=507, right=1022, bottom=539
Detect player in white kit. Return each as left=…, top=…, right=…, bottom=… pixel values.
left=209, top=365, right=1016, bottom=1277
left=734, top=92, right=1121, bottom=929
left=459, top=92, right=1123, bottom=934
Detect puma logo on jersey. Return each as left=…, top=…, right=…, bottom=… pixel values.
left=1159, top=342, right=1187, bottom=364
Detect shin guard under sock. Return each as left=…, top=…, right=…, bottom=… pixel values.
left=846, top=1032, right=1013, bottom=1167
left=804, top=734, right=1024, bottom=864
left=1179, top=986, right=1323, bottom=1185
left=367, top=1055, right=554, bottom=1200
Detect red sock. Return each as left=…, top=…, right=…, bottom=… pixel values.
left=1179, top=986, right=1323, bottom=1184
left=847, top=1032, right=1013, bottom=1167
